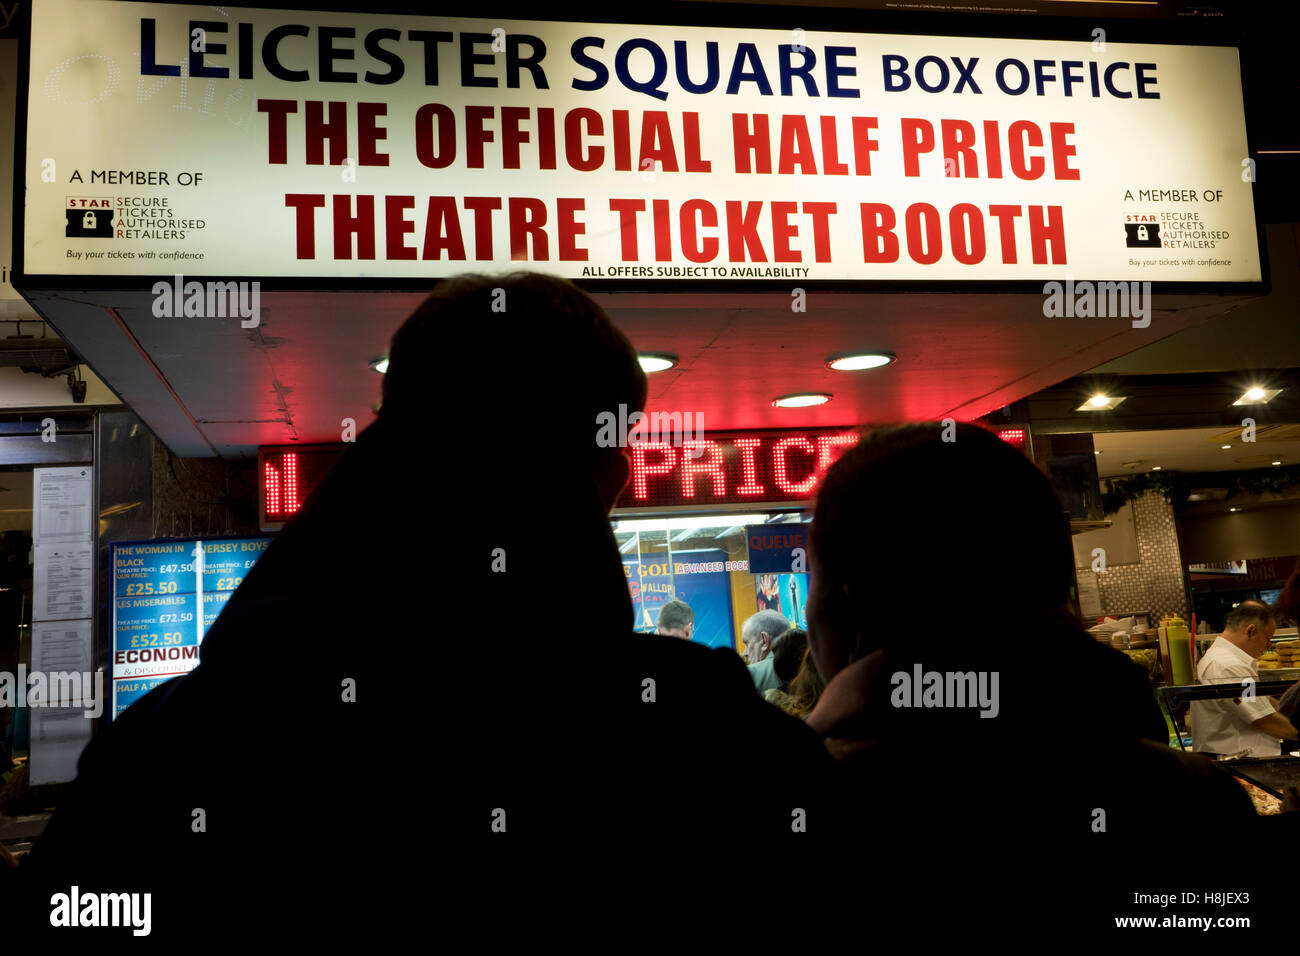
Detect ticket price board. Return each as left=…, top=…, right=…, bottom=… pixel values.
left=111, top=536, right=271, bottom=717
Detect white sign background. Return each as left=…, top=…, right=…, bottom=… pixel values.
left=22, top=1, right=1261, bottom=282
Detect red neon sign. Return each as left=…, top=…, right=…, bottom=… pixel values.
left=996, top=427, right=1028, bottom=451
left=618, top=428, right=859, bottom=510
left=258, top=445, right=346, bottom=530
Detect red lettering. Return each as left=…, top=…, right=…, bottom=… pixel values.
left=773, top=437, right=818, bottom=496
left=901, top=118, right=933, bottom=177
left=306, top=101, right=348, bottom=166
left=851, top=117, right=879, bottom=175
left=680, top=200, right=718, bottom=263
left=680, top=441, right=727, bottom=498
left=860, top=203, right=899, bottom=263
left=565, top=109, right=604, bottom=171
left=609, top=199, right=645, bottom=260
left=422, top=197, right=465, bottom=260
left=556, top=198, right=587, bottom=261
left=257, top=99, right=297, bottom=164
left=904, top=203, right=941, bottom=265
left=1028, top=205, right=1066, bottom=264
left=507, top=197, right=548, bottom=260
left=1008, top=120, right=1045, bottom=180
left=732, top=114, right=771, bottom=174
left=415, top=104, right=455, bottom=169
left=778, top=115, right=817, bottom=175
left=462, top=197, right=501, bottom=260
left=284, top=193, right=324, bottom=259
left=726, top=201, right=767, bottom=262
left=1050, top=122, right=1079, bottom=180
left=385, top=195, right=417, bottom=260
left=631, top=443, right=677, bottom=500
left=357, top=102, right=389, bottom=166
left=333, top=194, right=375, bottom=260
left=734, top=438, right=764, bottom=496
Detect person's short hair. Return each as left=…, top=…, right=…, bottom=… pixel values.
left=1225, top=601, right=1275, bottom=633
left=744, top=610, right=790, bottom=644
left=657, top=600, right=694, bottom=633
left=811, top=423, right=1074, bottom=658
left=770, top=628, right=809, bottom=686
left=383, top=273, right=647, bottom=462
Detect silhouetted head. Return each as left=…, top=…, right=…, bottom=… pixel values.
left=807, top=422, right=1074, bottom=683
left=382, top=272, right=647, bottom=512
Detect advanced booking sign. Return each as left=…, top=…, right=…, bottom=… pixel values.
left=110, top=536, right=270, bottom=718
left=22, top=1, right=1261, bottom=282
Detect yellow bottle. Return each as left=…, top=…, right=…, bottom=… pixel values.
left=1167, top=615, right=1193, bottom=685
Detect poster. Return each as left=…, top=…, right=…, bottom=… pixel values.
left=670, top=548, right=734, bottom=649
left=21, top=2, right=1260, bottom=283
left=110, top=535, right=271, bottom=717
left=755, top=573, right=808, bottom=630
left=623, top=548, right=733, bottom=646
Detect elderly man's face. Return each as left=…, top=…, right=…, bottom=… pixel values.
left=1244, top=618, right=1277, bottom=658
left=742, top=629, right=770, bottom=663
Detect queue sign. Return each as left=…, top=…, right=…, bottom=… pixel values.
left=111, top=536, right=271, bottom=717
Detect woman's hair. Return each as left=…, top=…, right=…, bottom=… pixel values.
left=784, top=646, right=827, bottom=718
left=810, top=422, right=1076, bottom=662
left=1275, top=566, right=1300, bottom=626
left=770, top=628, right=809, bottom=686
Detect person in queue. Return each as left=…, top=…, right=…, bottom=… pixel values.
left=765, top=644, right=826, bottom=720
left=1190, top=601, right=1299, bottom=756
left=655, top=599, right=694, bottom=639
left=800, top=422, right=1265, bottom=923
left=21, top=273, right=839, bottom=938
left=743, top=610, right=790, bottom=691
left=743, top=609, right=788, bottom=664
left=770, top=628, right=809, bottom=690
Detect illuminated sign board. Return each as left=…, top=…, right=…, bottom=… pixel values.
left=110, top=536, right=271, bottom=717
left=258, top=445, right=345, bottom=530
left=615, top=428, right=859, bottom=511
left=20, top=2, right=1260, bottom=284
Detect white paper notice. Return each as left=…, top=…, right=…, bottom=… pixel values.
left=28, top=709, right=92, bottom=785
left=31, top=619, right=94, bottom=684
left=33, top=541, right=93, bottom=620
left=1077, top=570, right=1104, bottom=619
left=28, top=621, right=98, bottom=785
left=32, top=467, right=93, bottom=541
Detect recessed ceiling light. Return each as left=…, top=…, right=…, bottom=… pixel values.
left=827, top=352, right=895, bottom=371
left=1232, top=386, right=1282, bottom=406
left=1273, top=460, right=1283, bottom=466
left=638, top=353, right=678, bottom=373
left=369, top=357, right=389, bottom=374
left=1076, top=395, right=1127, bottom=411
left=1152, top=465, right=1162, bottom=471
left=772, top=393, right=831, bottom=408
left=1229, top=507, right=1241, bottom=512
left=1221, top=445, right=1232, bottom=450
left=1094, top=450, right=1101, bottom=455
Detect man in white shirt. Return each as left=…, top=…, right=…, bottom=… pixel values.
left=1190, top=601, right=1299, bottom=757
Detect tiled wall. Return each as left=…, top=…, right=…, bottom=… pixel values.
left=1095, top=490, right=1189, bottom=622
